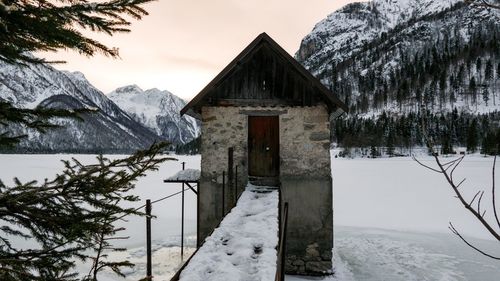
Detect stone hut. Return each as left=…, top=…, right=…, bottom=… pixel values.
left=180, top=33, right=347, bottom=275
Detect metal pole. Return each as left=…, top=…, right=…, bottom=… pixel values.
left=181, top=162, right=185, bottom=260
left=146, top=199, right=152, bottom=279
left=222, top=171, right=225, bottom=217
left=181, top=182, right=184, bottom=260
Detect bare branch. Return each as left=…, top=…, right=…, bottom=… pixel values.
left=470, top=191, right=482, bottom=206
left=416, top=107, right=500, bottom=258
left=492, top=156, right=500, bottom=230
left=449, top=223, right=500, bottom=260
left=456, top=178, right=466, bottom=189
left=412, top=155, right=443, bottom=173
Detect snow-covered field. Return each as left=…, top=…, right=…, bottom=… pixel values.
left=0, top=153, right=499, bottom=280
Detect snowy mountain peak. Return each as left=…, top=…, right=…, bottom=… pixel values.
left=297, top=0, right=462, bottom=65
left=297, top=0, right=500, bottom=115
left=0, top=61, right=161, bottom=152
left=113, top=84, right=144, bottom=94
left=108, top=86, right=200, bottom=144
left=67, top=71, right=87, bottom=82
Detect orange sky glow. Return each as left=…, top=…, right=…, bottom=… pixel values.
left=40, top=0, right=355, bottom=100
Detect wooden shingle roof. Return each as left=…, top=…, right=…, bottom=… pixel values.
left=181, top=33, right=348, bottom=119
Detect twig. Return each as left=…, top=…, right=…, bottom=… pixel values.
left=492, top=156, right=500, bottom=230
left=449, top=223, right=500, bottom=260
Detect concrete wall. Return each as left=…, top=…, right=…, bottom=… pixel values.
left=199, top=104, right=333, bottom=275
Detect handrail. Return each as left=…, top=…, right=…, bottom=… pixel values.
left=275, top=185, right=289, bottom=281
left=170, top=166, right=242, bottom=281
left=169, top=247, right=200, bottom=281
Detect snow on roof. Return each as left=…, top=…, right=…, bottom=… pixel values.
left=179, top=184, right=279, bottom=281
left=166, top=169, right=200, bottom=181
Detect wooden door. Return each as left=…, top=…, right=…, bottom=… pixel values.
left=248, top=116, right=279, bottom=177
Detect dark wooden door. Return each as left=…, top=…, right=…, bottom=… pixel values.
left=248, top=116, right=279, bottom=177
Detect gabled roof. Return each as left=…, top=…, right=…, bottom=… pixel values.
left=181, top=32, right=348, bottom=119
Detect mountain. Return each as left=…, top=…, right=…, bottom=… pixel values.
left=108, top=85, right=200, bottom=145
left=0, top=61, right=161, bottom=153
left=296, top=0, right=500, bottom=156
left=297, top=0, right=500, bottom=115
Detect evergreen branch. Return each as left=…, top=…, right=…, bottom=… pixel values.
left=0, top=0, right=156, bottom=64
left=0, top=142, right=173, bottom=280
left=0, top=100, right=93, bottom=148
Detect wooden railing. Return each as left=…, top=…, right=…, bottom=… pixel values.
left=275, top=186, right=289, bottom=281
left=170, top=165, right=242, bottom=281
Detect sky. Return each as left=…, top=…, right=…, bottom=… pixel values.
left=41, top=0, right=355, bottom=100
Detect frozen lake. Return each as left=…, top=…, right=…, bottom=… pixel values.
left=0, top=153, right=499, bottom=280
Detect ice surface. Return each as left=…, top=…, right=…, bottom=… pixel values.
left=1, top=153, right=499, bottom=280
left=179, top=184, right=279, bottom=281
left=286, top=226, right=500, bottom=281
left=331, top=153, right=499, bottom=240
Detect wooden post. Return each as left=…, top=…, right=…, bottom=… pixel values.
left=222, top=171, right=225, bottom=217
left=235, top=165, right=238, bottom=201
left=281, top=202, right=289, bottom=278
left=228, top=147, right=234, bottom=204
left=146, top=199, right=152, bottom=279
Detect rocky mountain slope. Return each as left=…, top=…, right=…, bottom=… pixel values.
left=297, top=0, right=500, bottom=115
left=0, top=61, right=161, bottom=153
left=297, top=0, right=500, bottom=154
left=108, top=85, right=200, bottom=145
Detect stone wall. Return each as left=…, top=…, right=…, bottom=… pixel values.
left=199, top=104, right=333, bottom=275
left=279, top=105, right=333, bottom=275
left=198, top=107, right=249, bottom=242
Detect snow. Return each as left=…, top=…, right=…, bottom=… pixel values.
left=287, top=226, right=500, bottom=281
left=1, top=153, right=499, bottom=280
left=332, top=153, right=499, bottom=240
left=166, top=169, right=200, bottom=181
left=179, top=184, right=279, bottom=281
left=107, top=85, right=200, bottom=144
left=0, top=154, right=200, bottom=280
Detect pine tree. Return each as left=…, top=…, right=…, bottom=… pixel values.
left=0, top=143, right=172, bottom=280
left=465, top=0, right=500, bottom=10
left=0, top=0, right=164, bottom=280
left=0, top=0, right=154, bottom=64
left=466, top=119, right=478, bottom=152
left=0, top=0, right=155, bottom=144
left=483, top=88, right=490, bottom=106
left=469, top=76, right=477, bottom=106
left=0, top=101, right=91, bottom=147
left=476, top=57, right=482, bottom=82
left=485, top=59, right=493, bottom=82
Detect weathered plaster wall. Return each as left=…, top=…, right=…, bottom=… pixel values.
left=199, top=104, right=333, bottom=275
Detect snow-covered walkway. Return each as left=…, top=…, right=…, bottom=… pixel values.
left=179, top=184, right=279, bottom=281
